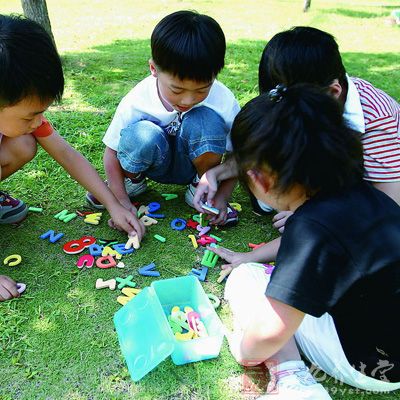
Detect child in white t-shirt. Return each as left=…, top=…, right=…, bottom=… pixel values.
left=87, top=11, right=240, bottom=225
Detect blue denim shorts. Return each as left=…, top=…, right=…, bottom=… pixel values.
left=117, top=106, right=227, bottom=184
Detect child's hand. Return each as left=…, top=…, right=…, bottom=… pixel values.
left=0, top=275, right=19, bottom=301
left=193, top=169, right=220, bottom=213
left=272, top=211, right=294, bottom=233
left=107, top=204, right=145, bottom=240
left=207, top=246, right=250, bottom=269
left=207, top=192, right=229, bottom=225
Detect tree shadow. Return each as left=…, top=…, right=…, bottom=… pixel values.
left=60, top=38, right=264, bottom=111
left=60, top=38, right=399, bottom=114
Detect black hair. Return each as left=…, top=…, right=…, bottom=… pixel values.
left=151, top=10, right=225, bottom=82
left=258, top=26, right=347, bottom=94
left=231, top=84, right=363, bottom=196
left=0, top=14, right=64, bottom=106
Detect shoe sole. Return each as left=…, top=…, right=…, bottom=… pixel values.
left=0, top=205, right=28, bottom=224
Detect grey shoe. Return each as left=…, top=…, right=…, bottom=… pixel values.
left=86, top=178, right=147, bottom=210
left=184, top=182, right=197, bottom=209
left=0, top=191, right=28, bottom=224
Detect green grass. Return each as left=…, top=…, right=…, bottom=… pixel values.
left=0, top=1, right=399, bottom=399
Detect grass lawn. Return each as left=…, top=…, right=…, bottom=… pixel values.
left=0, top=1, right=399, bottom=399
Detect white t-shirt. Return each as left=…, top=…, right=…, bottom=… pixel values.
left=103, top=75, right=240, bottom=151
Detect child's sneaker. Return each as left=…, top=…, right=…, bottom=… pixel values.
left=184, top=175, right=200, bottom=209
left=86, top=178, right=147, bottom=209
left=223, top=205, right=239, bottom=227
left=259, top=360, right=332, bottom=399
left=0, top=191, right=28, bottom=224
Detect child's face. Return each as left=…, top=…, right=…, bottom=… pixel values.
left=0, top=96, right=52, bottom=137
left=150, top=61, right=213, bottom=113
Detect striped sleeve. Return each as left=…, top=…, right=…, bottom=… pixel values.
left=353, top=78, right=400, bottom=182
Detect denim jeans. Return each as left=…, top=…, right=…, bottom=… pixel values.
left=117, top=106, right=227, bottom=184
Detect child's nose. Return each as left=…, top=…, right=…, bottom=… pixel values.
left=31, top=115, right=43, bottom=130
left=181, top=94, right=196, bottom=106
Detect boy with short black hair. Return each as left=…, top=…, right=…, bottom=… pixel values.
left=86, top=10, right=239, bottom=225
left=0, top=14, right=144, bottom=301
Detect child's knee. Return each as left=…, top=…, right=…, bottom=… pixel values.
left=184, top=107, right=226, bottom=134
left=19, top=134, right=37, bottom=163
left=182, top=107, right=227, bottom=154
left=118, top=121, right=167, bottom=172
left=120, top=121, right=164, bottom=153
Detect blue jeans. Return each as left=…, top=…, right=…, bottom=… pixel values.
left=117, top=106, right=227, bottom=184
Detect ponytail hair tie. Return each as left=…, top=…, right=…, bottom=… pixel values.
left=268, top=84, right=287, bottom=103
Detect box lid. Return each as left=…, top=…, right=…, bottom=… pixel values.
left=113, top=286, right=175, bottom=381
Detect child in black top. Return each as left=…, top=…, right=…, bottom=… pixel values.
left=219, top=84, right=400, bottom=398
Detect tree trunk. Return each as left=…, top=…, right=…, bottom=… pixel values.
left=303, top=0, right=311, bottom=12
left=21, top=0, right=56, bottom=47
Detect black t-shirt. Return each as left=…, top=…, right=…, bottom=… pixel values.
left=266, top=182, right=400, bottom=382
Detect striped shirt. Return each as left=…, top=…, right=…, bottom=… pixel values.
left=350, top=77, right=400, bottom=182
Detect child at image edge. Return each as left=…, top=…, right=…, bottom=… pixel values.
left=0, top=15, right=144, bottom=301
left=86, top=10, right=240, bottom=226
left=223, top=85, right=400, bottom=399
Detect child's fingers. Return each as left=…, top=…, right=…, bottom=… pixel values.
left=0, top=287, right=13, bottom=301
left=129, top=217, right=145, bottom=241
left=193, top=189, right=207, bottom=213
left=272, top=211, right=293, bottom=231
left=211, top=208, right=227, bottom=225
left=0, top=277, right=19, bottom=300
left=207, top=246, right=233, bottom=261
left=272, top=210, right=293, bottom=223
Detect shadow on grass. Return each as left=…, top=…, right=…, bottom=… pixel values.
left=322, top=5, right=400, bottom=19
left=60, top=38, right=400, bottom=112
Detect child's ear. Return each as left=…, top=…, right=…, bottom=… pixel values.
left=149, top=59, right=158, bottom=77
left=327, top=79, right=343, bottom=99
left=247, top=169, right=273, bottom=193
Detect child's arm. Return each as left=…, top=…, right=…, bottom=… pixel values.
left=227, top=297, right=304, bottom=365
left=0, top=275, right=19, bottom=301
left=103, top=146, right=133, bottom=210
left=373, top=181, right=400, bottom=206
left=208, top=238, right=281, bottom=268
left=37, top=132, right=145, bottom=239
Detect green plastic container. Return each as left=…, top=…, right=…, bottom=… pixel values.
left=114, top=276, right=224, bottom=382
